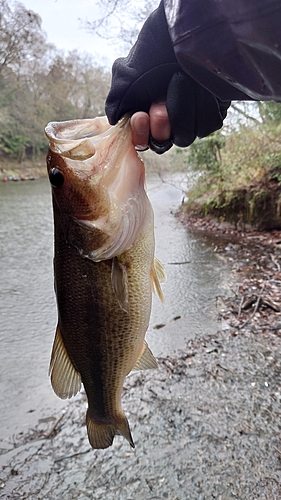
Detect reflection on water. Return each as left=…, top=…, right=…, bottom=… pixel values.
left=147, top=174, right=234, bottom=356
left=0, top=175, right=235, bottom=441
left=0, top=180, right=64, bottom=440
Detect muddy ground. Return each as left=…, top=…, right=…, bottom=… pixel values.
left=1, top=218, right=281, bottom=499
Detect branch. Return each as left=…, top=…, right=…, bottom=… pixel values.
left=238, top=282, right=265, bottom=330
left=231, top=103, right=261, bottom=124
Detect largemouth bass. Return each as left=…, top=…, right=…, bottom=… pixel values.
left=45, top=116, right=165, bottom=449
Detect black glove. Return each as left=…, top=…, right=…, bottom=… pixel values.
left=105, top=0, right=230, bottom=152
left=166, top=71, right=230, bottom=147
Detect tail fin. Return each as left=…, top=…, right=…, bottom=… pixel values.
left=86, top=411, right=135, bottom=449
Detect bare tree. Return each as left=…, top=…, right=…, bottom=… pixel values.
left=0, top=0, right=48, bottom=76
left=83, top=0, right=158, bottom=49
left=0, top=1, right=111, bottom=161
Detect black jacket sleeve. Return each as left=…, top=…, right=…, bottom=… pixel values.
left=105, top=1, right=180, bottom=124
left=105, top=1, right=231, bottom=149
left=164, top=0, right=281, bottom=101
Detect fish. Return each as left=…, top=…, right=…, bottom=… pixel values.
left=45, top=115, right=166, bottom=449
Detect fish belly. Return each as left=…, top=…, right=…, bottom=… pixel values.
left=51, top=222, right=153, bottom=448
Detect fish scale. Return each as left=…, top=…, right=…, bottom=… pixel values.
left=45, top=115, right=165, bottom=449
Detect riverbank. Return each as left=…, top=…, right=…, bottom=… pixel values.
left=178, top=208, right=281, bottom=332
left=0, top=146, right=186, bottom=183
left=1, top=321, right=281, bottom=499
left=0, top=158, right=47, bottom=182
left=1, top=200, right=281, bottom=498
left=177, top=206, right=281, bottom=242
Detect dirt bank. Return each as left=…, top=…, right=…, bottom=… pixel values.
left=0, top=158, right=47, bottom=182
left=1, top=216, right=281, bottom=499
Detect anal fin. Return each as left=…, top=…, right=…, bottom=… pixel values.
left=132, top=341, right=158, bottom=371
left=49, top=325, right=81, bottom=399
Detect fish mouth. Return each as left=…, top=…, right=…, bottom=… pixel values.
left=45, top=115, right=130, bottom=161
left=45, top=114, right=152, bottom=262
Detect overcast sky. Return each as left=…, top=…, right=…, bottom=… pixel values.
left=21, top=0, right=125, bottom=68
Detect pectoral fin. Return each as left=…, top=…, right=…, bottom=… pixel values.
left=111, top=256, right=129, bottom=313
left=49, top=325, right=81, bottom=399
left=151, top=257, right=166, bottom=302
left=132, top=341, right=158, bottom=371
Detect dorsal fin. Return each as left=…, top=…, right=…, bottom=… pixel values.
left=49, top=325, right=81, bottom=399
left=111, top=256, right=129, bottom=313
left=132, top=341, right=158, bottom=371
left=150, top=257, right=166, bottom=302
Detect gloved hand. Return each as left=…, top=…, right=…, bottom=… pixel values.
left=105, top=0, right=230, bottom=152
left=166, top=71, right=230, bottom=148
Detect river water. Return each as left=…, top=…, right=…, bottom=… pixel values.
left=0, top=174, right=235, bottom=443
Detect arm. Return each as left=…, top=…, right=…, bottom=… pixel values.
left=105, top=1, right=230, bottom=153
left=165, top=0, right=281, bottom=102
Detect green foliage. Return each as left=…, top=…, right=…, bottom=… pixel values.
left=0, top=134, right=27, bottom=156
left=258, top=102, right=281, bottom=124
left=188, top=132, right=226, bottom=172
left=185, top=118, right=281, bottom=229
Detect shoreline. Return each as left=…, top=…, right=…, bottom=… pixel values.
left=1, top=186, right=281, bottom=498
left=0, top=160, right=47, bottom=182
left=176, top=206, right=281, bottom=247
left=177, top=206, right=281, bottom=335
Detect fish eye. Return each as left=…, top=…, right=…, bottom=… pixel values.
left=49, top=167, right=64, bottom=188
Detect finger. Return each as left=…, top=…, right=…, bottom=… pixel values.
left=130, top=112, right=150, bottom=149
left=149, top=102, right=171, bottom=142
left=166, top=72, right=196, bottom=147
